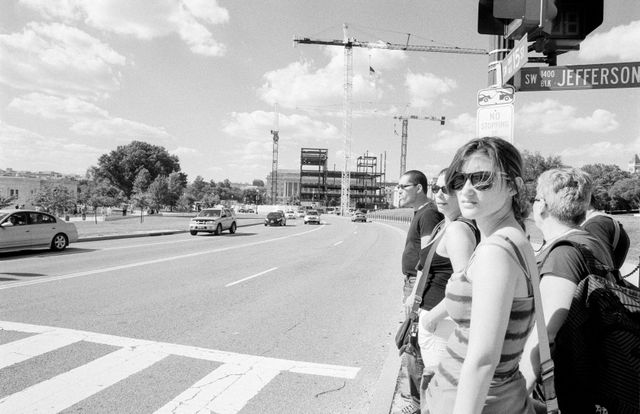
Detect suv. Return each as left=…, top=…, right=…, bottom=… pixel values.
left=189, top=208, right=237, bottom=235
left=304, top=210, right=321, bottom=225
left=265, top=211, right=286, bottom=226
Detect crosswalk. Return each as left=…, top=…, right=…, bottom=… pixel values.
left=0, top=321, right=360, bottom=413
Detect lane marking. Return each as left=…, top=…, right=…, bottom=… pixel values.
left=0, top=330, right=82, bottom=369
left=1, top=320, right=359, bottom=414
left=154, top=363, right=280, bottom=414
left=0, top=346, right=168, bottom=413
left=0, top=226, right=325, bottom=291
left=333, top=241, right=343, bottom=246
left=225, top=267, right=278, bottom=287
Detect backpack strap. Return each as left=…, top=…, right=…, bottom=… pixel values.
left=502, top=236, right=560, bottom=414
left=410, top=220, right=446, bottom=315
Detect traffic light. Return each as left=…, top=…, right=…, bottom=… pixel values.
left=478, top=0, right=603, bottom=52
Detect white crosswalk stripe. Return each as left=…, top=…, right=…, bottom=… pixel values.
left=0, top=321, right=359, bottom=413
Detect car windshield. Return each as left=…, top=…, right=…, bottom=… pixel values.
left=267, top=212, right=281, bottom=218
left=0, top=211, right=10, bottom=222
left=307, top=210, right=318, bottom=215
left=197, top=210, right=221, bottom=218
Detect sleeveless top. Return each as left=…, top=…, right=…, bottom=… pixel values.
left=437, top=235, right=535, bottom=389
left=417, top=218, right=480, bottom=311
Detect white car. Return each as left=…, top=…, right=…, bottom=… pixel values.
left=284, top=210, right=296, bottom=219
left=0, top=209, right=78, bottom=252
left=189, top=207, right=237, bottom=235
left=303, top=210, right=321, bottom=225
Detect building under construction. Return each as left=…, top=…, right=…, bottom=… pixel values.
left=299, top=148, right=387, bottom=210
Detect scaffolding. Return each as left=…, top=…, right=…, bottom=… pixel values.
left=299, top=148, right=386, bottom=210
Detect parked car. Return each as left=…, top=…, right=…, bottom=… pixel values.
left=265, top=211, right=286, bottom=226
left=351, top=212, right=367, bottom=222
left=0, top=209, right=78, bottom=252
left=284, top=210, right=296, bottom=219
left=189, top=207, right=236, bottom=235
left=304, top=210, right=321, bottom=225
left=296, top=209, right=306, bottom=218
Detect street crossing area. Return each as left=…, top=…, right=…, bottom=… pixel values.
left=0, top=321, right=360, bottom=413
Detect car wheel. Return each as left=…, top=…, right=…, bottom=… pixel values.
left=190, top=230, right=197, bottom=236
left=215, top=224, right=222, bottom=235
left=229, top=222, right=237, bottom=234
left=50, top=233, right=68, bottom=251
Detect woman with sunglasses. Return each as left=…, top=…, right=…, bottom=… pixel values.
left=413, top=168, right=480, bottom=411
left=423, top=137, right=536, bottom=414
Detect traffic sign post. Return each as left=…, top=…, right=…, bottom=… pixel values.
left=477, top=104, right=515, bottom=143
left=515, top=61, right=640, bottom=91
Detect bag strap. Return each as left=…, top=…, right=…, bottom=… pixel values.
left=410, top=220, right=446, bottom=315
left=502, top=236, right=560, bottom=414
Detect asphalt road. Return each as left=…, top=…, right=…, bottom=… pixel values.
left=0, top=216, right=406, bottom=413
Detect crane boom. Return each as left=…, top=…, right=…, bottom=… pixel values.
left=294, top=37, right=487, bottom=55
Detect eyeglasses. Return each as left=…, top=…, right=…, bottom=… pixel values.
left=450, top=171, right=507, bottom=191
left=431, top=184, right=449, bottom=195
left=396, top=183, right=415, bottom=190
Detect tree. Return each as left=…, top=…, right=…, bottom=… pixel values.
left=252, top=179, right=265, bottom=187
left=95, top=141, right=181, bottom=198
left=147, top=175, right=169, bottom=212
left=521, top=150, right=564, bottom=201
left=31, top=183, right=76, bottom=216
left=166, top=171, right=187, bottom=211
left=608, top=177, right=640, bottom=210
left=132, top=168, right=152, bottom=195
left=581, top=164, right=631, bottom=210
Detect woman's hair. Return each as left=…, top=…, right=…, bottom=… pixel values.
left=402, top=170, right=429, bottom=194
left=537, top=167, right=592, bottom=225
left=445, top=136, right=529, bottom=227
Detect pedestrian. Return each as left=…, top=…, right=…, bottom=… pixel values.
left=422, top=136, right=536, bottom=414
left=413, top=168, right=480, bottom=413
left=520, top=168, right=614, bottom=410
left=397, top=169, right=443, bottom=413
left=581, top=193, right=630, bottom=278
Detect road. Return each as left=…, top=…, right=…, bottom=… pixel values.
left=0, top=216, right=406, bottom=413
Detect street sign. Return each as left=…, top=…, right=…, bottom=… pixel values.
left=477, top=104, right=515, bottom=143
left=477, top=85, right=515, bottom=106
left=515, top=61, right=640, bottom=91
left=501, top=33, right=528, bottom=84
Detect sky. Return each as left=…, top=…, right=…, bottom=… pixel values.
left=1, top=0, right=639, bottom=184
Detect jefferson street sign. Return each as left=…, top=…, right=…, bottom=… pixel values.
left=515, top=61, right=640, bottom=91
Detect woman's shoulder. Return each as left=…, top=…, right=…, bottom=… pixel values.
left=481, top=228, right=534, bottom=260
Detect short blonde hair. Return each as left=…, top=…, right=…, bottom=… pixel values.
left=536, top=168, right=592, bottom=225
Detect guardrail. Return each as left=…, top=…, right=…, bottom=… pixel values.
left=367, top=212, right=412, bottom=224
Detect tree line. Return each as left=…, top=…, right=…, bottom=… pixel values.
left=1, top=141, right=638, bottom=214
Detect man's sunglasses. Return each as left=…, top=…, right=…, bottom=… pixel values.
left=431, top=184, right=449, bottom=195
left=449, top=171, right=507, bottom=191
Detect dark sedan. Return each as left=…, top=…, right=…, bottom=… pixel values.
left=264, top=211, right=287, bottom=226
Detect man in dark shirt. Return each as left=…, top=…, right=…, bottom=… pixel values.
left=582, top=195, right=630, bottom=274
left=397, top=170, right=443, bottom=412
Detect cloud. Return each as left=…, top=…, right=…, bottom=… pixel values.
left=579, top=20, right=640, bottom=61
left=0, top=22, right=125, bottom=98
left=430, top=113, right=476, bottom=152
left=559, top=140, right=631, bottom=165
left=8, top=93, right=172, bottom=144
left=222, top=110, right=340, bottom=143
left=0, top=120, right=102, bottom=174
left=258, top=47, right=406, bottom=109
left=19, top=0, right=229, bottom=56
left=517, top=99, right=618, bottom=134
left=405, top=71, right=457, bottom=108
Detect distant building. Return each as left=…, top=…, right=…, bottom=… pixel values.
left=0, top=169, right=78, bottom=208
left=629, top=154, right=640, bottom=174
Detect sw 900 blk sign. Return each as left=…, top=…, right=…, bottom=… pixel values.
left=515, top=62, right=640, bottom=91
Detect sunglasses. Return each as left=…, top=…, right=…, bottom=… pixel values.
left=449, top=171, right=507, bottom=191
left=431, top=184, right=449, bottom=195
left=396, top=183, right=415, bottom=190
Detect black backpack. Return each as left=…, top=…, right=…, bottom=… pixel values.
left=537, top=234, right=640, bottom=414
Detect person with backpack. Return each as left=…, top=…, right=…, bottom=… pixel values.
left=581, top=194, right=631, bottom=278
left=520, top=167, right=640, bottom=413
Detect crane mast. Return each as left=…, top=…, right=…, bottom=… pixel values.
left=270, top=105, right=279, bottom=204
left=393, top=115, right=445, bottom=177
left=294, top=24, right=486, bottom=213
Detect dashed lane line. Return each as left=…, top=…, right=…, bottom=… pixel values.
left=0, top=225, right=325, bottom=291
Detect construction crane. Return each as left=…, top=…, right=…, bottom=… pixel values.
left=294, top=24, right=486, bottom=215
left=394, top=114, right=445, bottom=177
left=270, top=105, right=279, bottom=204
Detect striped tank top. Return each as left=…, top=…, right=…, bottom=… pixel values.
left=437, top=235, right=535, bottom=389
